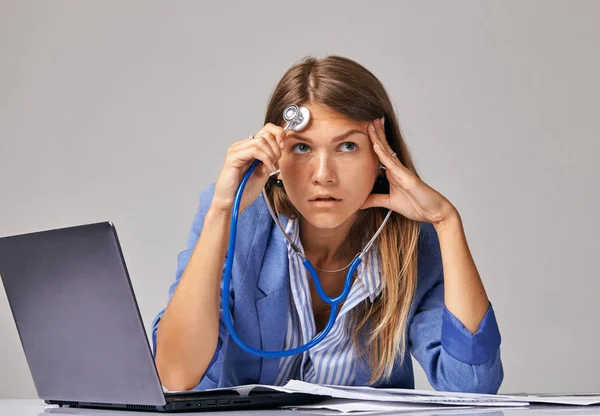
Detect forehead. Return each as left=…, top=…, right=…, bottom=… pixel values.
left=284, top=103, right=363, bottom=134
left=306, top=103, right=358, bottom=125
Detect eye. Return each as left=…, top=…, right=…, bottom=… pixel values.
left=291, top=142, right=357, bottom=154
left=340, top=142, right=357, bottom=152
left=291, top=143, right=311, bottom=154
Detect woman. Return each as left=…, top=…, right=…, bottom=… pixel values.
left=151, top=55, right=503, bottom=393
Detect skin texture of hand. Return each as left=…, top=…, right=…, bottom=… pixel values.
left=361, top=116, right=490, bottom=334
left=360, top=117, right=458, bottom=228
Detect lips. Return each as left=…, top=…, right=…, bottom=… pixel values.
left=309, top=194, right=340, bottom=201
left=308, top=195, right=342, bottom=207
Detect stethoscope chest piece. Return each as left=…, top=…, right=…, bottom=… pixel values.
left=223, top=102, right=392, bottom=358
left=283, top=104, right=310, bottom=132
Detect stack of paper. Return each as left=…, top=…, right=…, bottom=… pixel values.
left=282, top=381, right=600, bottom=409
left=279, top=380, right=528, bottom=408
left=181, top=380, right=600, bottom=414
left=289, top=401, right=513, bottom=415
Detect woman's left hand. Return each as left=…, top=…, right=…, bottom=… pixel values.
left=360, top=117, right=458, bottom=227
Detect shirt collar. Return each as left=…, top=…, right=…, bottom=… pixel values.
left=282, top=216, right=382, bottom=302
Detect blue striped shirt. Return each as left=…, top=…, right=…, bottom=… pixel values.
left=274, top=217, right=382, bottom=386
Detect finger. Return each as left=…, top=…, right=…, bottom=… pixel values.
left=369, top=119, right=411, bottom=173
left=372, top=142, right=401, bottom=173
left=252, top=133, right=282, bottom=164
left=367, top=119, right=386, bottom=149
left=230, top=144, right=276, bottom=173
left=252, top=140, right=278, bottom=172
left=232, top=124, right=283, bottom=152
left=259, top=123, right=287, bottom=150
left=369, top=118, right=395, bottom=155
left=373, top=142, right=404, bottom=170
left=369, top=120, right=400, bottom=170
left=231, top=133, right=279, bottom=170
left=360, top=193, right=391, bottom=210
left=372, top=142, right=410, bottom=180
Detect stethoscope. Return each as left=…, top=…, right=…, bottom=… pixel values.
left=222, top=104, right=392, bottom=358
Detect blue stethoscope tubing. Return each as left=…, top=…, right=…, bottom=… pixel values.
left=221, top=104, right=391, bottom=357
left=221, top=160, right=362, bottom=358
left=222, top=159, right=364, bottom=358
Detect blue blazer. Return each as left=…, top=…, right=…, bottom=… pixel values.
left=152, top=183, right=503, bottom=393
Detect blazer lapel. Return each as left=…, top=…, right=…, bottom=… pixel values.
left=256, top=214, right=290, bottom=384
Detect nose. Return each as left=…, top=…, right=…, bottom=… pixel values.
left=311, top=153, right=337, bottom=185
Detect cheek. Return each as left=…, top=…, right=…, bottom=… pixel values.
left=278, top=162, right=305, bottom=199
left=349, top=173, right=378, bottom=197
left=280, top=161, right=302, bottom=183
left=345, top=162, right=379, bottom=192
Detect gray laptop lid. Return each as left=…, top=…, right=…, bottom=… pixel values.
left=0, top=222, right=166, bottom=406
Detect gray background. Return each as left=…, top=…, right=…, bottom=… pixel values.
left=0, top=0, right=598, bottom=399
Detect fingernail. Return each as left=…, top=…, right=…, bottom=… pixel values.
left=369, top=122, right=375, bottom=131
left=380, top=117, right=385, bottom=127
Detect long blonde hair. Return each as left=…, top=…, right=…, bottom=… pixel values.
left=263, top=56, right=421, bottom=384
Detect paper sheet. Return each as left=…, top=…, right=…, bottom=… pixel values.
left=167, top=379, right=600, bottom=407
left=282, top=380, right=528, bottom=407
left=284, top=399, right=464, bottom=414
left=503, top=394, right=600, bottom=406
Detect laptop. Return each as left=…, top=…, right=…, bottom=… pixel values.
left=0, top=221, right=325, bottom=412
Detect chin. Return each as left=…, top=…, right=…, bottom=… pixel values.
left=305, top=218, right=344, bottom=229
left=298, top=209, right=356, bottom=230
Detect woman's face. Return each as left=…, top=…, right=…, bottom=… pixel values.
left=278, top=103, right=381, bottom=230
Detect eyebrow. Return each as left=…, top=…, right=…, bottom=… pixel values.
left=286, top=129, right=367, bottom=144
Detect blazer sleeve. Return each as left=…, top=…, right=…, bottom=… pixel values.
left=150, top=183, right=229, bottom=390
left=408, top=226, right=504, bottom=394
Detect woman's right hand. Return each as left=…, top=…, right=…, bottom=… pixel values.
left=211, top=123, right=287, bottom=214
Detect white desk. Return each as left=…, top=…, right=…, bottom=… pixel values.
left=2, top=399, right=600, bottom=416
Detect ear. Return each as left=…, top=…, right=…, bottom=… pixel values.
left=371, top=172, right=389, bottom=195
